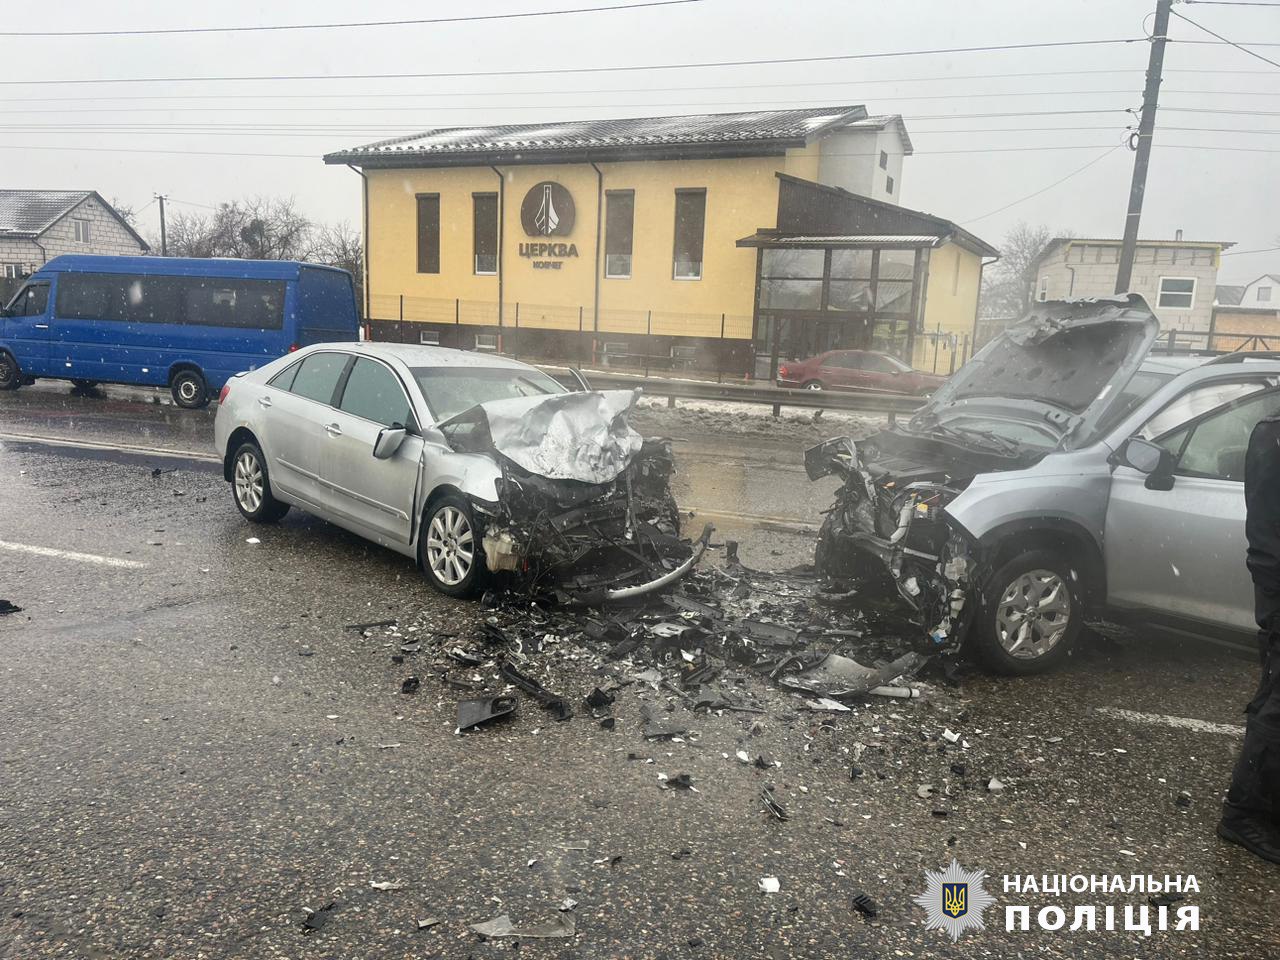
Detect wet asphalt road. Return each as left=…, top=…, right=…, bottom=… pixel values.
left=1, top=381, right=1277, bottom=959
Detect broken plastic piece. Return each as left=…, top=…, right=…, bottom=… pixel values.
left=758, top=877, right=780, bottom=894
left=416, top=917, right=441, bottom=931
left=639, top=702, right=687, bottom=740
left=987, top=777, right=1006, bottom=793
left=369, top=880, right=406, bottom=891
left=852, top=893, right=879, bottom=919
left=760, top=789, right=788, bottom=822
left=499, top=662, right=572, bottom=721
left=401, top=676, right=421, bottom=695
left=0, top=599, right=22, bottom=616
left=302, top=902, right=337, bottom=932
left=469, top=912, right=576, bottom=939
left=456, top=696, right=518, bottom=732
left=585, top=687, right=616, bottom=710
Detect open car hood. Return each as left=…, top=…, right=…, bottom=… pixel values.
left=437, top=388, right=644, bottom=483
left=915, top=294, right=1160, bottom=440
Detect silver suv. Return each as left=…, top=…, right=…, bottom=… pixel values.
left=810, top=295, right=1280, bottom=674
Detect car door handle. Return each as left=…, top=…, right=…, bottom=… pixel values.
left=257, top=396, right=272, bottom=408
left=324, top=423, right=342, bottom=437
left=34, top=323, right=49, bottom=329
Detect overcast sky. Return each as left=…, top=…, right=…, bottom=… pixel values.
left=3, top=0, right=1277, bottom=282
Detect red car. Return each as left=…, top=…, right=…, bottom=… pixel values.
left=776, top=350, right=945, bottom=396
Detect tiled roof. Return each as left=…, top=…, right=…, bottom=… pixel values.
left=325, top=106, right=868, bottom=166
left=0, top=190, right=92, bottom=237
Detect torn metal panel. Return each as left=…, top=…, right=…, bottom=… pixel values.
left=779, top=651, right=926, bottom=698
left=441, top=389, right=643, bottom=484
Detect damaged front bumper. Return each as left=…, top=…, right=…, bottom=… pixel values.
left=807, top=437, right=979, bottom=650
left=470, top=439, right=710, bottom=602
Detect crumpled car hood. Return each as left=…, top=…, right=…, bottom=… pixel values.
left=439, top=388, right=644, bottom=483
left=918, top=294, right=1160, bottom=435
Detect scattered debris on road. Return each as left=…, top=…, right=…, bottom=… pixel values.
left=470, top=912, right=577, bottom=939
left=0, top=599, right=22, bottom=616
left=455, top=695, right=518, bottom=733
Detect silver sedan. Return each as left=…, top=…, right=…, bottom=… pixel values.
left=213, top=342, right=572, bottom=595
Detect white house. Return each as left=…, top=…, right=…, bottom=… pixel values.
left=1239, top=274, right=1280, bottom=309
left=0, top=190, right=148, bottom=279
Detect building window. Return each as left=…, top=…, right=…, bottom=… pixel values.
left=672, top=188, right=706, bottom=280
left=886, top=175, right=894, bottom=195
left=73, top=219, right=90, bottom=243
left=472, top=193, right=498, bottom=275
left=879, top=150, right=888, bottom=170
left=419, top=329, right=440, bottom=346
left=1038, top=276, right=1048, bottom=302
left=3, top=264, right=20, bottom=279
left=604, top=190, right=634, bottom=279
left=1258, top=286, right=1273, bottom=303
left=416, top=194, right=440, bottom=274
left=474, top=333, right=498, bottom=352
left=1157, top=276, right=1196, bottom=309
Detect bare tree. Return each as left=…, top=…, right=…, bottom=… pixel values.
left=108, top=196, right=139, bottom=227
left=308, top=220, right=364, bottom=308
left=980, top=222, right=1072, bottom=319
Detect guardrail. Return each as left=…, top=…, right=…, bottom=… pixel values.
left=543, top=366, right=926, bottom=420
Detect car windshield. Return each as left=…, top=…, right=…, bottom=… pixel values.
left=411, top=365, right=566, bottom=422
left=1079, top=369, right=1175, bottom=443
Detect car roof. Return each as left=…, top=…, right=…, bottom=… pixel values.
left=313, top=341, right=546, bottom=372
left=1142, top=352, right=1280, bottom=377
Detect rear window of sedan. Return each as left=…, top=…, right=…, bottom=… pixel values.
left=411, top=366, right=566, bottom=422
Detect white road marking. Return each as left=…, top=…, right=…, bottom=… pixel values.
left=0, top=540, right=148, bottom=570
left=1095, top=706, right=1245, bottom=738
left=0, top=431, right=219, bottom=464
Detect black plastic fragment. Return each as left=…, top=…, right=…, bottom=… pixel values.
left=760, top=788, right=788, bottom=822
left=303, top=902, right=338, bottom=932
left=345, top=619, right=396, bottom=631
left=0, top=599, right=21, bottom=616
left=585, top=687, right=615, bottom=710
left=400, top=676, right=420, bottom=695
left=456, top=695, right=518, bottom=732
left=499, top=662, right=572, bottom=721
left=852, top=893, right=879, bottom=919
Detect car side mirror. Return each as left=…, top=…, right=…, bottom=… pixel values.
left=373, top=424, right=407, bottom=459
left=1111, top=437, right=1176, bottom=490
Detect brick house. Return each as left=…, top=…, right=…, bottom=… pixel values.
left=0, top=190, right=148, bottom=281
left=1032, top=236, right=1232, bottom=348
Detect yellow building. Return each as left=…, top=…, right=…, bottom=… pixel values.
left=325, top=107, right=997, bottom=376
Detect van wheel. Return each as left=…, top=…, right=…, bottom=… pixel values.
left=171, top=369, right=208, bottom=409
left=421, top=494, right=486, bottom=598
left=0, top=353, right=21, bottom=391
left=71, top=379, right=100, bottom=391
left=972, top=548, right=1081, bottom=676
left=231, top=441, right=289, bottom=523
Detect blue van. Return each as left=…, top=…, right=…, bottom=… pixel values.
left=0, top=255, right=359, bottom=408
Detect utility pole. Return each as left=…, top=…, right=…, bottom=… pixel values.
left=154, top=193, right=168, bottom=256
left=1115, top=0, right=1172, bottom=294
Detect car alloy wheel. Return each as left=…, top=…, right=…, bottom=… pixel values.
left=426, top=505, right=475, bottom=587
left=994, top=568, right=1073, bottom=660
left=234, top=450, right=265, bottom=514
left=802, top=380, right=823, bottom=390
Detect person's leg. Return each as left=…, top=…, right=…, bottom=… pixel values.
left=1219, top=636, right=1280, bottom=863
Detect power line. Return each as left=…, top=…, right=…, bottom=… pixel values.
left=0, top=38, right=1145, bottom=86
left=1222, top=244, right=1280, bottom=256
left=1171, top=8, right=1280, bottom=68
left=1182, top=1, right=1280, bottom=6
left=962, top=143, right=1127, bottom=224
left=0, top=0, right=703, bottom=37
left=6, top=67, right=1276, bottom=106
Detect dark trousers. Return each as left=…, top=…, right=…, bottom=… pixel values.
left=1224, top=629, right=1280, bottom=822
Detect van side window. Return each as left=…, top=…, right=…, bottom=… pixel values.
left=53, top=271, right=285, bottom=329
left=9, top=283, right=49, bottom=316
left=183, top=279, right=284, bottom=330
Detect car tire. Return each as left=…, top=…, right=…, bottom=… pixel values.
left=0, top=352, right=21, bottom=391
left=70, top=379, right=100, bottom=390
left=801, top=379, right=824, bottom=391
left=171, top=369, right=209, bottom=409
left=421, top=494, right=487, bottom=598
left=972, top=548, right=1082, bottom=676
left=230, top=440, right=290, bottom=523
